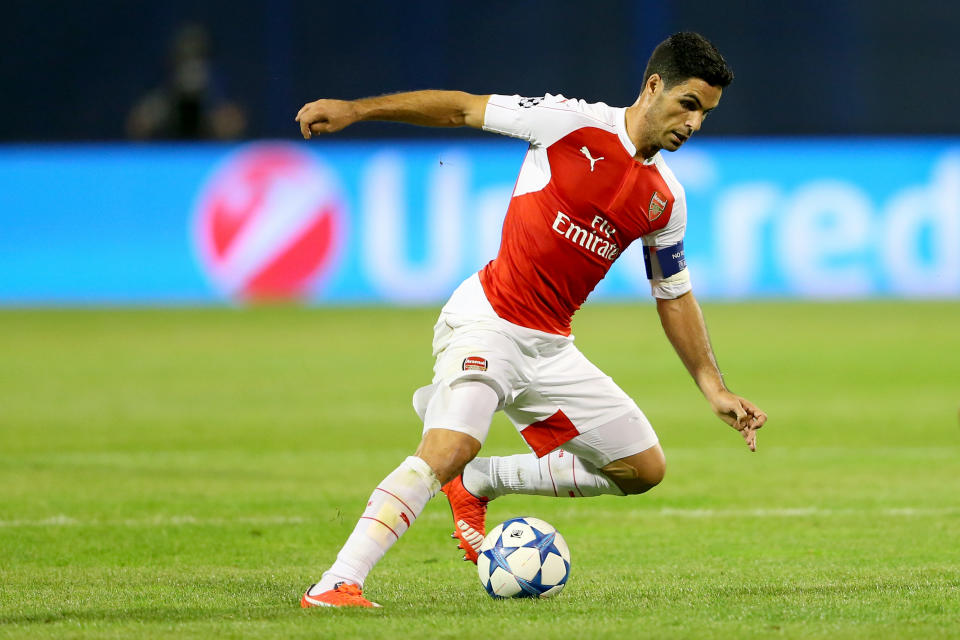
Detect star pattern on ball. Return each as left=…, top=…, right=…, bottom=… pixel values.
left=477, top=517, right=571, bottom=599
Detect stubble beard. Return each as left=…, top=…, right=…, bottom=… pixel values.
left=638, top=110, right=665, bottom=158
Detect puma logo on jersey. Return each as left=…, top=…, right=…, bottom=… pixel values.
left=580, top=146, right=604, bottom=171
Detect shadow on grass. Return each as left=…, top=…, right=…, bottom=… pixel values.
left=0, top=604, right=372, bottom=626
left=0, top=597, right=537, bottom=627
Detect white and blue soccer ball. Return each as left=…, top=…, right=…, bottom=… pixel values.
left=477, top=516, right=571, bottom=599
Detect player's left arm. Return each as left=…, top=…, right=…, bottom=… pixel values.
left=656, top=291, right=768, bottom=451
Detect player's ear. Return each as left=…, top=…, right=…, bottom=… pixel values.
left=645, top=73, right=663, bottom=96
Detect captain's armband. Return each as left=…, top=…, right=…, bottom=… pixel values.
left=643, top=241, right=686, bottom=279
left=643, top=241, right=692, bottom=299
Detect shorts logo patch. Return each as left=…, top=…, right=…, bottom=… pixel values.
left=462, top=356, right=488, bottom=372
left=648, top=191, right=668, bottom=221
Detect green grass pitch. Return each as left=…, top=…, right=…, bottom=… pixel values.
left=1, top=301, right=958, bottom=639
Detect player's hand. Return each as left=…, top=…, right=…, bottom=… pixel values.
left=707, top=390, right=767, bottom=452
left=295, top=99, right=358, bottom=139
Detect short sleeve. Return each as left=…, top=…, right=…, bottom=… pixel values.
left=642, top=179, right=692, bottom=299
left=482, top=94, right=614, bottom=147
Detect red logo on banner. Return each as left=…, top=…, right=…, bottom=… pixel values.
left=193, top=143, right=345, bottom=301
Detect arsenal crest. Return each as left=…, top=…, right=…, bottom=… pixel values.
left=462, top=356, right=488, bottom=372
left=648, top=191, right=668, bottom=221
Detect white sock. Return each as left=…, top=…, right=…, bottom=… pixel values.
left=462, top=450, right=625, bottom=499
left=310, top=456, right=440, bottom=594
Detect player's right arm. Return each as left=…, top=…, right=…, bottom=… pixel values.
left=295, top=91, right=490, bottom=139
left=656, top=291, right=767, bottom=451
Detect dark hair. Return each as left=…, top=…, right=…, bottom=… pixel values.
left=643, top=32, right=733, bottom=89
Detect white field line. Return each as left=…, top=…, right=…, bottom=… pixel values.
left=1, top=507, right=958, bottom=529
left=654, top=506, right=960, bottom=518
left=0, top=515, right=306, bottom=528
left=544, top=506, right=960, bottom=520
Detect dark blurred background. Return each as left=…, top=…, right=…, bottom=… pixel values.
left=2, top=0, right=958, bottom=142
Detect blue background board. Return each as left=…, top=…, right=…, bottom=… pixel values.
left=642, top=140, right=960, bottom=299
left=1, top=139, right=958, bottom=305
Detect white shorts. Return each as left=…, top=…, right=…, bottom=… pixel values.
left=413, top=274, right=659, bottom=466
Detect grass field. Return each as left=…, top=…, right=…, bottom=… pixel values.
left=1, top=301, right=958, bottom=639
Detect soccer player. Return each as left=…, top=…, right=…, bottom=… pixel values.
left=295, top=32, right=767, bottom=608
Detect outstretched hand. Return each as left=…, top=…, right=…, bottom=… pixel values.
left=707, top=390, right=767, bottom=452
left=295, top=99, right=358, bottom=139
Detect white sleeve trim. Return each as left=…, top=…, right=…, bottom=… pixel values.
left=482, top=95, right=536, bottom=142
left=650, top=268, right=692, bottom=299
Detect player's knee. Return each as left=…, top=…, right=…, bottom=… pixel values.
left=633, top=454, right=666, bottom=493
left=415, top=428, right=482, bottom=485
left=602, top=446, right=666, bottom=495
left=415, top=380, right=498, bottom=484
left=621, top=463, right=665, bottom=495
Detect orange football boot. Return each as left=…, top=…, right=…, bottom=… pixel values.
left=441, top=474, right=489, bottom=564
left=301, top=582, right=381, bottom=608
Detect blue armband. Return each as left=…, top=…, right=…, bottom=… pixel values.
left=643, top=241, right=686, bottom=279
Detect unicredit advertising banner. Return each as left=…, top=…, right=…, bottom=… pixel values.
left=1, top=139, right=958, bottom=304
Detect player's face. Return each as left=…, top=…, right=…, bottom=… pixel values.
left=648, top=77, right=722, bottom=151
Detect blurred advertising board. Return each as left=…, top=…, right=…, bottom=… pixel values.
left=1, top=139, right=958, bottom=304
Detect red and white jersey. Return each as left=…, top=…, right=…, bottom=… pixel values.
left=478, top=93, right=691, bottom=336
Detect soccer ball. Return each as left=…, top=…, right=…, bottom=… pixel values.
left=477, top=516, right=571, bottom=599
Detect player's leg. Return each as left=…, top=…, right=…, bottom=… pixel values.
left=416, top=380, right=502, bottom=564
left=598, top=442, right=666, bottom=494
left=302, top=452, right=443, bottom=608
left=418, top=313, right=526, bottom=563
left=462, top=416, right=664, bottom=499
left=462, top=341, right=665, bottom=500
left=302, top=381, right=497, bottom=608
left=414, top=380, right=498, bottom=482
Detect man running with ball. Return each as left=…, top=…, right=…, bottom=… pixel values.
left=295, top=31, right=767, bottom=608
